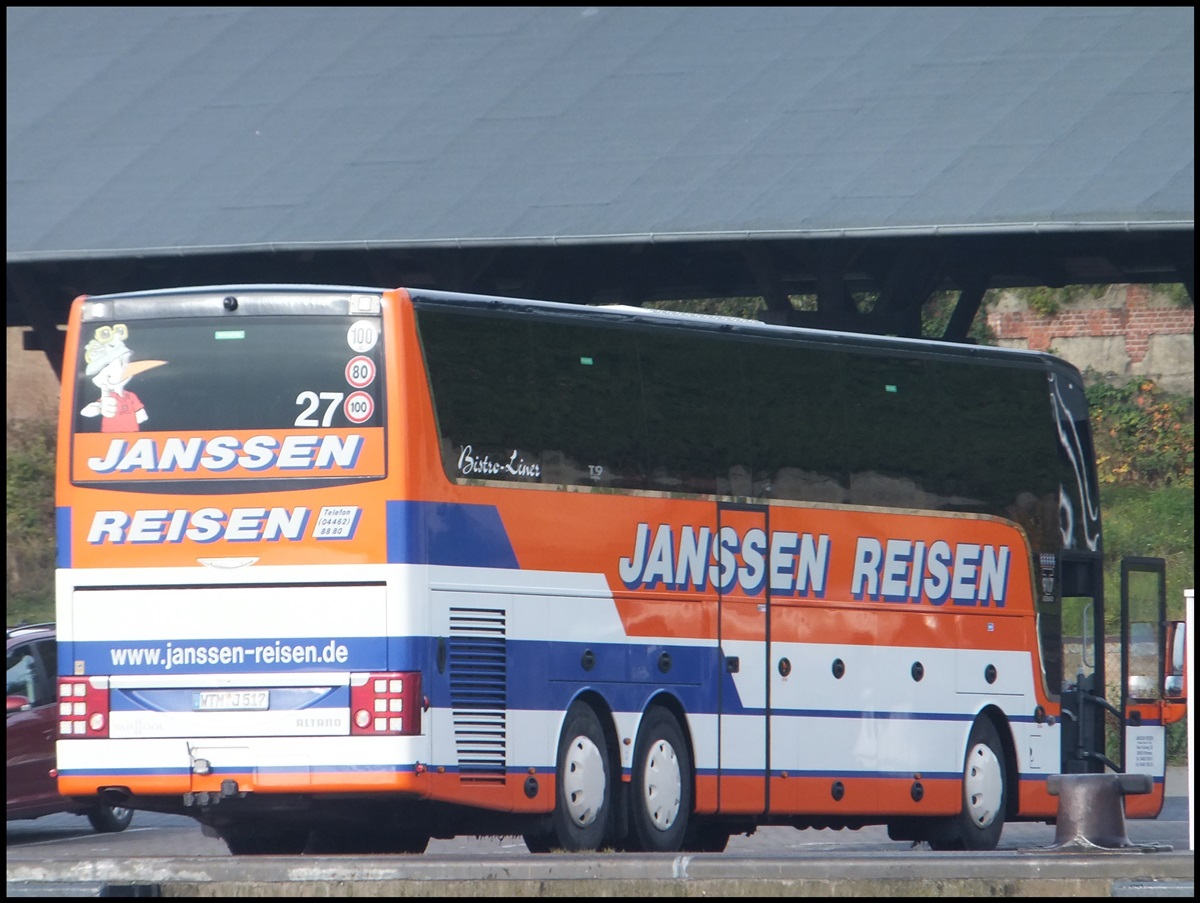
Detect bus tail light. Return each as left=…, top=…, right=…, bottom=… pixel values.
left=349, top=672, right=421, bottom=736
left=58, top=677, right=110, bottom=738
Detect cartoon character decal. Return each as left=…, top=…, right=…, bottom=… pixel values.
left=79, top=324, right=167, bottom=433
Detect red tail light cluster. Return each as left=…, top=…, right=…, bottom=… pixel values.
left=58, top=677, right=110, bottom=738
left=349, top=671, right=421, bottom=735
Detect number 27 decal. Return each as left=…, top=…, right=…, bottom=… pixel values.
left=294, top=391, right=345, bottom=427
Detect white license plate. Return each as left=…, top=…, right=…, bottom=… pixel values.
left=193, top=690, right=269, bottom=711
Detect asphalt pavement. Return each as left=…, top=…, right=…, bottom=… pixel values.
left=7, top=766, right=1194, bottom=897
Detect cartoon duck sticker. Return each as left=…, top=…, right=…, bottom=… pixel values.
left=79, top=324, right=167, bottom=432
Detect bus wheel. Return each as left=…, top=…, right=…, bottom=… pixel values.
left=932, top=717, right=1007, bottom=851
left=535, top=702, right=613, bottom=852
left=627, top=707, right=692, bottom=853
left=86, top=803, right=133, bottom=833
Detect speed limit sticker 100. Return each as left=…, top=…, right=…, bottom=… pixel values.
left=344, top=391, right=375, bottom=424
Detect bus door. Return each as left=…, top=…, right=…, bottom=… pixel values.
left=1120, top=557, right=1168, bottom=817
left=715, top=502, right=770, bottom=815
left=1057, top=550, right=1114, bottom=774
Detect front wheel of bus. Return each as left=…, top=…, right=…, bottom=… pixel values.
left=527, top=702, right=613, bottom=852
left=933, top=717, right=1007, bottom=851
left=627, top=707, right=692, bottom=853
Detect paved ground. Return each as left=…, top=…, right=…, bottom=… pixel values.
left=8, top=764, right=1193, bottom=897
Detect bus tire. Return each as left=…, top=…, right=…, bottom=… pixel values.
left=539, top=702, right=614, bottom=852
left=627, top=707, right=692, bottom=853
left=933, top=717, right=1007, bottom=851
left=86, top=803, right=133, bottom=833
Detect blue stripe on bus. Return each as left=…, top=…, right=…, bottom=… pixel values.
left=57, top=506, right=72, bottom=569
left=386, top=500, right=518, bottom=568
left=68, top=627, right=1073, bottom=728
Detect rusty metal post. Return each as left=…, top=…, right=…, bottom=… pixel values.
left=1041, top=772, right=1170, bottom=852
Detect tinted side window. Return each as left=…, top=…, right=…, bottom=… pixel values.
left=418, top=309, right=539, bottom=477
left=741, top=340, right=848, bottom=503
left=841, top=353, right=941, bottom=509
left=418, top=309, right=647, bottom=489
left=418, top=305, right=1068, bottom=540
left=936, top=360, right=1062, bottom=548
left=638, top=331, right=749, bottom=495
left=525, top=319, right=646, bottom=489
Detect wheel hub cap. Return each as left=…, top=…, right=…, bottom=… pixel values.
left=563, top=735, right=605, bottom=827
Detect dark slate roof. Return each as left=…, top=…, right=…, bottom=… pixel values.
left=5, top=6, right=1194, bottom=350
left=9, top=5, right=1194, bottom=254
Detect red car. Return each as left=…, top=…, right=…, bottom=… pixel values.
left=6, top=623, right=133, bottom=832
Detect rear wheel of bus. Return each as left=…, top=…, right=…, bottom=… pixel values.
left=931, top=716, right=1007, bottom=851
left=626, top=707, right=692, bottom=853
left=85, top=803, right=134, bottom=833
left=523, top=701, right=614, bottom=853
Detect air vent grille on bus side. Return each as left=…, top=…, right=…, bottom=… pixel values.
left=448, top=606, right=507, bottom=782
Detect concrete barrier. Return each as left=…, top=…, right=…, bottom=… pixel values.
left=6, top=852, right=1195, bottom=897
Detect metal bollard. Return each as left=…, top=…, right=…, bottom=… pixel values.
left=1040, top=772, right=1170, bottom=852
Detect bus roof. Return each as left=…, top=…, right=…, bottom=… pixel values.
left=80, top=283, right=1083, bottom=378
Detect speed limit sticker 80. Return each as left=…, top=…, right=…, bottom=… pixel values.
left=344, top=391, right=375, bottom=424
left=345, top=355, right=376, bottom=388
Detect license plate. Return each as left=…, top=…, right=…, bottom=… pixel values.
left=193, top=690, right=269, bottom=711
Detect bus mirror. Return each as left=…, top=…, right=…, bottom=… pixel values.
left=1164, top=621, right=1187, bottom=699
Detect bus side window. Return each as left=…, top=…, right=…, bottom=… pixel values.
left=529, top=321, right=645, bottom=489
left=638, top=332, right=748, bottom=496
left=740, top=341, right=847, bottom=504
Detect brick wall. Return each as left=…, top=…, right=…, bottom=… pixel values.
left=986, top=285, right=1194, bottom=395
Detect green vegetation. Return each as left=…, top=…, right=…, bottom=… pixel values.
left=6, top=418, right=56, bottom=626
left=645, top=296, right=764, bottom=318
left=1086, top=377, right=1192, bottom=766
left=1085, top=376, right=1192, bottom=624
left=920, top=290, right=998, bottom=343
left=1151, top=283, right=1191, bottom=307
left=1087, top=376, right=1194, bottom=491
left=1009, top=284, right=1113, bottom=318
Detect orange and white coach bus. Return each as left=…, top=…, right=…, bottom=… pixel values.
left=54, top=284, right=1187, bottom=854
